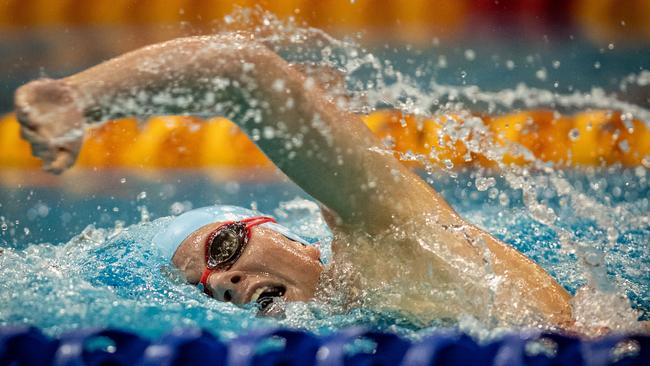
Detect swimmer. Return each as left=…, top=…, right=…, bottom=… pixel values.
left=14, top=33, right=573, bottom=328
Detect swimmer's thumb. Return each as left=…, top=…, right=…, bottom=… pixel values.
left=44, top=148, right=78, bottom=174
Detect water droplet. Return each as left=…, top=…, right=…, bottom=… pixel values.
left=641, top=156, right=650, bottom=168
left=464, top=49, right=476, bottom=61
left=263, top=126, right=275, bottom=139
left=585, top=251, right=603, bottom=266
left=488, top=187, right=499, bottom=199
left=499, top=192, right=510, bottom=206
left=170, top=201, right=193, bottom=216
left=475, top=176, right=496, bottom=191
left=120, top=178, right=126, bottom=184
left=437, top=56, right=447, bottom=68
left=618, top=140, right=630, bottom=153
left=535, top=68, right=547, bottom=81
left=304, top=77, right=315, bottom=90
left=272, top=79, right=286, bottom=92
left=568, top=128, right=580, bottom=141
left=138, top=206, right=150, bottom=222
left=634, top=166, right=646, bottom=178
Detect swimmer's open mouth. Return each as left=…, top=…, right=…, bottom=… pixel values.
left=251, top=285, right=286, bottom=314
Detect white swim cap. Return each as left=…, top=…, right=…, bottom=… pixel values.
left=152, top=205, right=311, bottom=260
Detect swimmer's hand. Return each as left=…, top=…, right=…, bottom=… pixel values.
left=14, top=78, right=85, bottom=174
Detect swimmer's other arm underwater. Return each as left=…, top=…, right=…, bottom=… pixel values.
left=14, top=33, right=573, bottom=329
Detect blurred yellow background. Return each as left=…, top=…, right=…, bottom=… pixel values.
left=2, top=110, right=648, bottom=169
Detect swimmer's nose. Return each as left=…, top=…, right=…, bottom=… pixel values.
left=207, top=271, right=245, bottom=304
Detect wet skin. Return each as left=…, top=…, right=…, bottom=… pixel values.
left=171, top=221, right=323, bottom=305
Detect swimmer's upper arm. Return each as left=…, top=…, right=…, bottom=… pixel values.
left=241, top=49, right=457, bottom=233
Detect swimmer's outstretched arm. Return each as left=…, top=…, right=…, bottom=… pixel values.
left=16, top=33, right=573, bottom=325
left=14, top=33, right=454, bottom=233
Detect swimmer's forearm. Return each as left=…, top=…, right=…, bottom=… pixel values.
left=14, top=34, right=266, bottom=172
left=63, top=34, right=266, bottom=121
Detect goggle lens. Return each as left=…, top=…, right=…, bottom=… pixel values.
left=207, top=223, right=246, bottom=269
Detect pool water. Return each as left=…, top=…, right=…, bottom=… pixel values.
left=1, top=8, right=649, bottom=341
left=1, top=167, right=647, bottom=339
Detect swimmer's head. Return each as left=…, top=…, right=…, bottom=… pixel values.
left=153, top=205, right=323, bottom=312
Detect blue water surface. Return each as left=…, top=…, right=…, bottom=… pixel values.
left=0, top=167, right=648, bottom=339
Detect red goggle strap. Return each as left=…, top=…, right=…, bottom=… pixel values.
left=200, top=216, right=277, bottom=296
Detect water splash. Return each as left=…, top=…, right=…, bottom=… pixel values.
left=2, top=7, right=649, bottom=338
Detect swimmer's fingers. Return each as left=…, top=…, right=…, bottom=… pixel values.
left=20, top=129, right=81, bottom=174
left=14, top=78, right=85, bottom=174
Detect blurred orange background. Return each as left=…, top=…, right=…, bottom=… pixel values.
left=1, top=0, right=648, bottom=44
left=2, top=110, right=648, bottom=170
left=1, top=0, right=648, bottom=171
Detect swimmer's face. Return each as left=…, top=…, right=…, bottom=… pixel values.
left=172, top=221, right=323, bottom=311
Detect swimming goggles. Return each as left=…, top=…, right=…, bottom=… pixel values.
left=199, top=216, right=276, bottom=297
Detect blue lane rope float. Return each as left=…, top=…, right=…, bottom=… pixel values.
left=1, top=326, right=649, bottom=366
